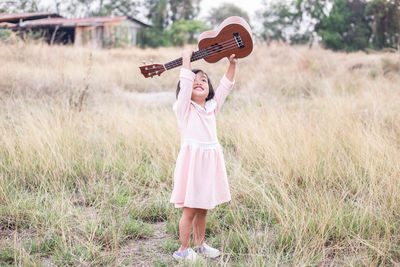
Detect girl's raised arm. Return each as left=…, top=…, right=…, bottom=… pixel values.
left=214, top=54, right=238, bottom=115
left=175, top=50, right=195, bottom=119
left=225, top=54, right=237, bottom=82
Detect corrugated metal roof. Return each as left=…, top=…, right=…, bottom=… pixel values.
left=0, top=13, right=150, bottom=28
left=21, top=16, right=133, bottom=27
left=0, top=12, right=62, bottom=23
left=72, top=16, right=127, bottom=23
left=127, top=16, right=151, bottom=27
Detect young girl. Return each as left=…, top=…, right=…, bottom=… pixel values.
left=170, top=49, right=237, bottom=262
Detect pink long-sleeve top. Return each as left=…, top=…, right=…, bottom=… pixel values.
left=173, top=68, right=234, bottom=144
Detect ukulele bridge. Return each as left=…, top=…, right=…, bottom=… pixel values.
left=233, top=33, right=245, bottom=49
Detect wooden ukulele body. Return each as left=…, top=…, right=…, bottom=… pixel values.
left=198, top=16, right=253, bottom=63
left=139, top=16, right=253, bottom=78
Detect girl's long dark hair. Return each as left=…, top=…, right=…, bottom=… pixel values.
left=176, top=69, right=214, bottom=101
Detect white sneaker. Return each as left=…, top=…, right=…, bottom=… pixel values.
left=194, top=243, right=221, bottom=258
left=173, top=247, right=197, bottom=262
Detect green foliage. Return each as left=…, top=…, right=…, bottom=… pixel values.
left=137, top=28, right=169, bottom=48
left=145, top=0, right=169, bottom=30
left=168, top=19, right=210, bottom=46
left=0, top=0, right=39, bottom=13
left=169, top=0, right=201, bottom=22
left=138, top=0, right=204, bottom=47
left=0, top=29, right=12, bottom=39
left=260, top=0, right=399, bottom=51
left=206, top=3, right=250, bottom=27
left=138, top=19, right=210, bottom=48
left=58, top=0, right=141, bottom=18
left=0, top=29, right=18, bottom=44
left=259, top=1, right=298, bottom=42
left=258, top=0, right=329, bottom=44
left=316, top=0, right=371, bottom=51
left=144, top=0, right=201, bottom=30
left=366, top=0, right=400, bottom=49
left=102, top=0, right=140, bottom=17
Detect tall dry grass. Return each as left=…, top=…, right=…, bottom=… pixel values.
left=0, top=41, right=400, bottom=266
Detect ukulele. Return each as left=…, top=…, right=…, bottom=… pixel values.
left=139, top=16, right=253, bottom=78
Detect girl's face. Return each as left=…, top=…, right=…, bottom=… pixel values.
left=191, top=72, right=210, bottom=101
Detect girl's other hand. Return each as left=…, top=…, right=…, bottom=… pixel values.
left=228, top=54, right=238, bottom=65
left=182, top=49, right=193, bottom=60
left=225, top=54, right=237, bottom=82
left=182, top=49, right=193, bottom=69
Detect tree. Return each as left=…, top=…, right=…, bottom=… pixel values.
left=258, top=0, right=330, bottom=44
left=138, top=0, right=169, bottom=48
left=258, top=1, right=297, bottom=42
left=206, top=3, right=250, bottom=27
left=94, top=0, right=140, bottom=17
left=145, top=0, right=169, bottom=29
left=170, top=0, right=201, bottom=22
left=168, top=19, right=210, bottom=46
left=291, top=0, right=329, bottom=43
left=139, top=0, right=203, bottom=47
left=316, top=0, right=371, bottom=51
left=0, top=0, right=40, bottom=13
left=144, top=0, right=201, bottom=29
left=137, top=27, right=169, bottom=48
left=366, top=0, right=400, bottom=49
left=259, top=0, right=399, bottom=51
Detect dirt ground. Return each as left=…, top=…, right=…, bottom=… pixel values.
left=1, top=221, right=235, bottom=266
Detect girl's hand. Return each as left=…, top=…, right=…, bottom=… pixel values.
left=225, top=54, right=237, bottom=82
left=228, top=54, right=238, bottom=65
left=182, top=49, right=193, bottom=70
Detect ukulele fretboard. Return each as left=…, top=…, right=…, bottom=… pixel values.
left=164, top=48, right=209, bottom=70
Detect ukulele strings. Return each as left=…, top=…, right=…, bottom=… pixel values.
left=170, top=37, right=238, bottom=64
left=166, top=43, right=238, bottom=70
left=165, top=38, right=240, bottom=69
left=193, top=38, right=239, bottom=59
left=165, top=43, right=238, bottom=70
left=148, top=40, right=239, bottom=75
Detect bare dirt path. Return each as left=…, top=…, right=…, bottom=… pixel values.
left=119, top=222, right=175, bottom=266
left=119, top=221, right=233, bottom=266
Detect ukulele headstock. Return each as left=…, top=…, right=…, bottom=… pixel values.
left=139, top=64, right=166, bottom=78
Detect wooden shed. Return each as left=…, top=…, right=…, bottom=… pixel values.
left=0, top=13, right=149, bottom=47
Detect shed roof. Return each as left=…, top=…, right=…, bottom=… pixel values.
left=21, top=16, right=150, bottom=28
left=127, top=16, right=151, bottom=27
left=0, top=12, right=62, bottom=23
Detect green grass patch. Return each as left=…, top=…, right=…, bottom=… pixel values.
left=0, top=244, right=17, bottom=266
left=122, top=217, right=154, bottom=239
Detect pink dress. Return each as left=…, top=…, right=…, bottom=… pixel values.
left=170, top=68, right=234, bottom=210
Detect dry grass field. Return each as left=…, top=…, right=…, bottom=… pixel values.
left=1, top=41, right=400, bottom=266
